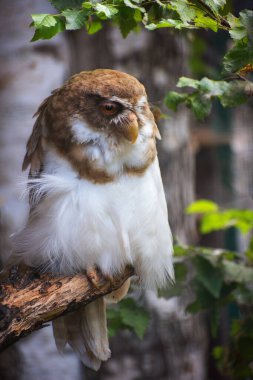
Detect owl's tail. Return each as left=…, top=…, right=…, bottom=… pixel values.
left=52, top=298, right=110, bottom=371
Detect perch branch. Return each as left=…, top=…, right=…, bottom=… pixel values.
left=0, top=264, right=134, bottom=350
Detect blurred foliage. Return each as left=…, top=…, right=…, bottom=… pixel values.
left=107, top=199, right=253, bottom=378
left=171, top=200, right=253, bottom=379
left=107, top=297, right=149, bottom=339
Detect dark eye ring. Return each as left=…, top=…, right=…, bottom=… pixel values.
left=99, top=101, right=120, bottom=116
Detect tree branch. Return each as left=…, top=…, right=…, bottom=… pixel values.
left=0, top=264, right=134, bottom=350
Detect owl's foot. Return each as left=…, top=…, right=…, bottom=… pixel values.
left=86, top=266, right=113, bottom=291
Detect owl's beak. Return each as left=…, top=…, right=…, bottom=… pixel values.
left=121, top=112, right=139, bottom=144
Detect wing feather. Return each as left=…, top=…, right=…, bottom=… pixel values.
left=22, top=95, right=52, bottom=174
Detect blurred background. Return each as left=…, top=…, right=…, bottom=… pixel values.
left=0, top=1, right=253, bottom=379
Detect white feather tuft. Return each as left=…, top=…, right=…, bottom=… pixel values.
left=12, top=157, right=173, bottom=289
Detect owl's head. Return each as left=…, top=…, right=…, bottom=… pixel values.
left=23, top=69, right=160, bottom=178
left=48, top=69, right=157, bottom=145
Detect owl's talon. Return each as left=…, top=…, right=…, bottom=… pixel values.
left=86, top=267, right=112, bottom=291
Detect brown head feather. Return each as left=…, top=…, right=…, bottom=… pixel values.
left=23, top=69, right=156, bottom=181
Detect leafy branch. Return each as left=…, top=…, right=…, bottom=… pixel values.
left=30, top=1, right=253, bottom=117
left=164, top=199, right=253, bottom=378
left=31, top=0, right=230, bottom=41
left=165, top=9, right=253, bottom=119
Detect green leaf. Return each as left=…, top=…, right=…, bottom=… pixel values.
left=107, top=308, right=125, bottom=337
left=173, top=244, right=189, bottom=257
left=31, top=14, right=58, bottom=28
left=31, top=17, right=65, bottom=41
left=117, top=7, right=137, bottom=38
left=186, top=92, right=212, bottom=120
left=62, top=9, right=87, bottom=30
left=187, top=278, right=217, bottom=312
left=164, top=91, right=188, bottom=111
left=166, top=77, right=244, bottom=119
left=174, top=262, right=188, bottom=281
left=200, top=213, right=232, bottom=234
left=200, top=209, right=253, bottom=234
left=240, top=10, right=253, bottom=40
left=205, top=209, right=253, bottom=233
left=86, top=19, right=103, bottom=34
left=221, top=81, right=249, bottom=107
left=107, top=298, right=149, bottom=339
left=146, top=19, right=187, bottom=31
left=193, top=256, right=223, bottom=298
left=232, top=285, right=253, bottom=305
left=168, top=0, right=223, bottom=31
left=134, top=9, right=143, bottom=22
left=194, top=13, right=218, bottom=32
left=223, top=260, right=253, bottom=283
left=228, top=10, right=253, bottom=41
left=198, top=77, right=229, bottom=97
left=204, top=0, right=226, bottom=13
left=177, top=76, right=199, bottom=89
left=120, top=298, right=149, bottom=339
left=213, top=345, right=224, bottom=360
left=186, top=299, right=202, bottom=313
left=94, top=3, right=118, bottom=19
left=82, top=2, right=92, bottom=9
left=186, top=199, right=219, bottom=214
left=50, top=0, right=83, bottom=11
left=124, top=0, right=145, bottom=13
left=170, top=0, right=196, bottom=23
left=223, top=41, right=253, bottom=75
left=228, top=13, right=247, bottom=40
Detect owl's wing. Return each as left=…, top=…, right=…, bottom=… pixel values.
left=22, top=95, right=52, bottom=175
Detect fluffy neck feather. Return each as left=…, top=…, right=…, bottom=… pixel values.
left=45, top=115, right=157, bottom=183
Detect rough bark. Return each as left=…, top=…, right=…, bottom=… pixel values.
left=0, top=265, right=134, bottom=351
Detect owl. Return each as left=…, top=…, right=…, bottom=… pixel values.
left=12, top=69, right=174, bottom=370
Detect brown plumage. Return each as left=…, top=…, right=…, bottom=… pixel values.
left=13, top=69, right=174, bottom=370
left=23, top=69, right=158, bottom=183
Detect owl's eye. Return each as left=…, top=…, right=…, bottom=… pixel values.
left=99, top=101, right=120, bottom=116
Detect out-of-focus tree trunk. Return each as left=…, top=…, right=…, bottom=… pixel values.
left=0, top=2, right=81, bottom=380
left=232, top=105, right=253, bottom=208
left=72, top=27, right=206, bottom=380
left=231, top=104, right=253, bottom=251
left=0, top=1, right=70, bottom=264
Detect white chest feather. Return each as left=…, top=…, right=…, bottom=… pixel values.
left=13, top=155, right=173, bottom=289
